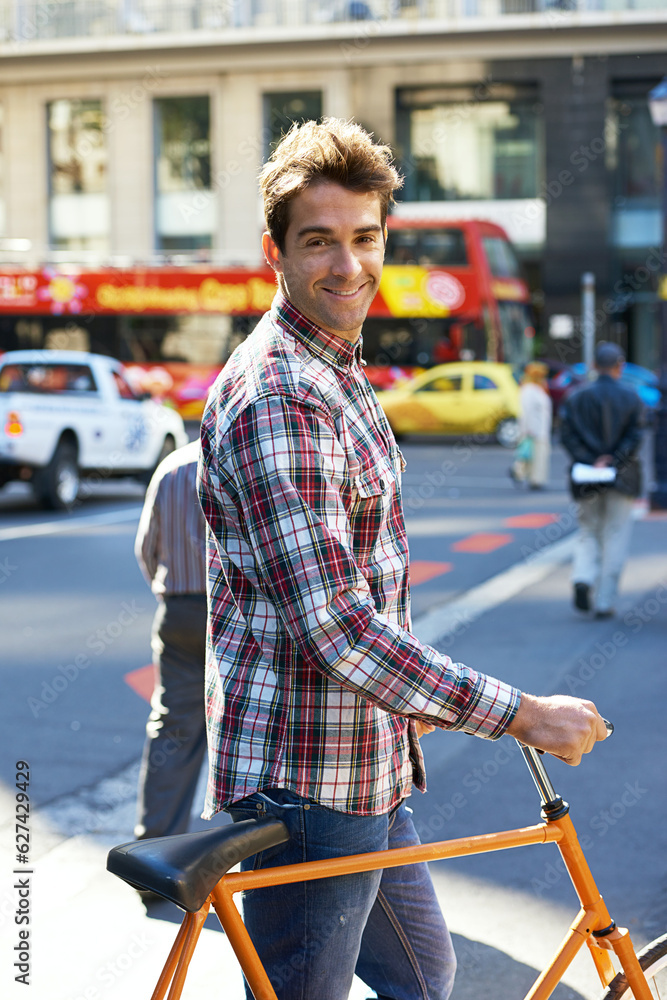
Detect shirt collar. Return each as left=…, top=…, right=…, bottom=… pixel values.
left=271, top=293, right=363, bottom=371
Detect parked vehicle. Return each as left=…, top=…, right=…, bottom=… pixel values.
left=0, top=350, right=189, bottom=509
left=615, top=361, right=660, bottom=413
left=547, top=364, right=586, bottom=420
left=375, top=361, right=521, bottom=447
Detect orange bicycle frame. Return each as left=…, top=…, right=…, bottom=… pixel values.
left=149, top=743, right=654, bottom=1000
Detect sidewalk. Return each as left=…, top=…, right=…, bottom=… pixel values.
left=3, top=509, right=666, bottom=1000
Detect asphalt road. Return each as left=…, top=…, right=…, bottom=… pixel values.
left=0, top=436, right=665, bottom=1000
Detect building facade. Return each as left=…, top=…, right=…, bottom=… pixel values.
left=0, top=0, right=664, bottom=368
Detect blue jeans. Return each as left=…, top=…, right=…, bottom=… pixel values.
left=227, top=789, right=456, bottom=1000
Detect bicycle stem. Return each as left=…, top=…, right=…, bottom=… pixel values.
left=515, top=740, right=566, bottom=814
left=517, top=719, right=614, bottom=815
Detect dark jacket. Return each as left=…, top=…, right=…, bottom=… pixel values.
left=560, top=373, right=643, bottom=498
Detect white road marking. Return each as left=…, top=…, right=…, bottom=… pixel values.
left=0, top=506, right=142, bottom=542
left=403, top=474, right=537, bottom=489
left=413, top=535, right=577, bottom=649
left=405, top=514, right=504, bottom=536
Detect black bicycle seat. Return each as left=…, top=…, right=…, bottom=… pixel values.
left=106, top=817, right=289, bottom=912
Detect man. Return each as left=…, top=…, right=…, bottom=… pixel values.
left=561, top=341, right=643, bottom=619
left=134, top=440, right=208, bottom=845
left=197, top=118, right=608, bottom=1000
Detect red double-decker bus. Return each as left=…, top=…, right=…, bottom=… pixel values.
left=362, top=216, right=533, bottom=389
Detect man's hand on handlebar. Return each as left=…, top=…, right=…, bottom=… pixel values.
left=506, top=693, right=609, bottom=765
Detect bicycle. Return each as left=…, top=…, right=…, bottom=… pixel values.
left=107, top=735, right=667, bottom=1000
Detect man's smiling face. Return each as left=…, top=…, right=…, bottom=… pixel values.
left=262, top=181, right=385, bottom=343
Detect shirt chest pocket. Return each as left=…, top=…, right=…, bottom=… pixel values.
left=354, top=466, right=395, bottom=499
left=351, top=455, right=399, bottom=520
left=350, top=443, right=404, bottom=498
left=349, top=460, right=403, bottom=567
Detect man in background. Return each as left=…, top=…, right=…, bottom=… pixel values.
left=134, top=440, right=208, bottom=844
left=561, top=341, right=643, bottom=618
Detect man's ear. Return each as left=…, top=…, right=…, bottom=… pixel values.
left=262, top=232, right=283, bottom=273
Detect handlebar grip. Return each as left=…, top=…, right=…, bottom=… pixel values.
left=533, top=717, right=613, bottom=756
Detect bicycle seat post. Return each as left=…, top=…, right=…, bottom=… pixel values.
left=515, top=740, right=569, bottom=819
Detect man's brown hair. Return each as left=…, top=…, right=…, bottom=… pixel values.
left=260, top=117, right=403, bottom=252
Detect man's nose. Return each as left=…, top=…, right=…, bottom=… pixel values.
left=330, top=244, right=363, bottom=280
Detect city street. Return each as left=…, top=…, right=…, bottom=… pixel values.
left=1, top=437, right=666, bottom=1000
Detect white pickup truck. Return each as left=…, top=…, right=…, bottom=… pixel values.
left=0, top=349, right=190, bottom=509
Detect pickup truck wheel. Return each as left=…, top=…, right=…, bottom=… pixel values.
left=36, top=441, right=80, bottom=510
left=155, top=435, right=176, bottom=465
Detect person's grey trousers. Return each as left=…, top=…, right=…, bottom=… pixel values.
left=572, top=490, right=635, bottom=614
left=135, top=593, right=208, bottom=839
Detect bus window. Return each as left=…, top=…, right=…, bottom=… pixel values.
left=386, top=231, right=419, bottom=265
left=385, top=227, right=468, bottom=267
left=361, top=316, right=464, bottom=368
left=420, top=229, right=468, bottom=266
left=482, top=235, right=521, bottom=278
left=497, top=301, right=532, bottom=368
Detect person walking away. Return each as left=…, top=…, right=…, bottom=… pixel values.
left=134, top=440, right=208, bottom=843
left=197, top=118, right=610, bottom=1000
left=560, top=342, right=643, bottom=619
left=511, top=361, right=552, bottom=489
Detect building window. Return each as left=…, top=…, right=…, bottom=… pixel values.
left=385, top=227, right=468, bottom=266
left=608, top=85, right=661, bottom=209
left=607, top=81, right=662, bottom=370
left=396, top=84, right=543, bottom=203
left=47, top=99, right=109, bottom=253
left=154, top=96, right=213, bottom=253
left=263, top=92, right=322, bottom=159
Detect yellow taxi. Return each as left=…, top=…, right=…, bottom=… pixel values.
left=375, top=361, right=521, bottom=447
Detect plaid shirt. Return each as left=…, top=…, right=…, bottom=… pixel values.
left=198, top=295, right=520, bottom=817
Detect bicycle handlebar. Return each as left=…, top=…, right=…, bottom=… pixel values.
left=532, top=717, right=614, bottom=755
left=517, top=718, right=614, bottom=810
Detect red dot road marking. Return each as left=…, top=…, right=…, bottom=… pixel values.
left=451, top=533, right=513, bottom=554
left=504, top=513, right=560, bottom=529
left=124, top=664, right=155, bottom=702
left=410, top=561, right=453, bottom=585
